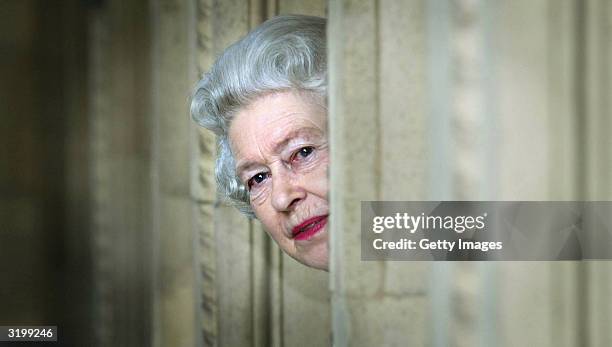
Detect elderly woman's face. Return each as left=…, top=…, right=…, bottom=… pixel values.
left=229, top=91, right=329, bottom=270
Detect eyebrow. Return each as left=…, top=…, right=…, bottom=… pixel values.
left=235, top=127, right=323, bottom=179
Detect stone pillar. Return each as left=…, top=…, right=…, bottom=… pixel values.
left=582, top=1, right=612, bottom=345
left=61, top=1, right=93, bottom=345
left=329, top=1, right=430, bottom=346
left=89, top=1, right=154, bottom=346
left=329, top=0, right=611, bottom=346
left=150, top=1, right=200, bottom=346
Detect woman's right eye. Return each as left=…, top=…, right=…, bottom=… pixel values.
left=247, top=172, right=269, bottom=190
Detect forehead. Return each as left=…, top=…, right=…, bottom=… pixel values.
left=228, top=91, right=326, bottom=158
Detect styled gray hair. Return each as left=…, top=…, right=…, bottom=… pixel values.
left=191, top=15, right=327, bottom=217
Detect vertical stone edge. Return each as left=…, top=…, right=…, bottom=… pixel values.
left=329, top=0, right=389, bottom=346
left=584, top=2, right=612, bottom=346
left=150, top=0, right=199, bottom=345
left=547, top=1, right=581, bottom=347
left=88, top=5, right=114, bottom=346
left=193, top=1, right=219, bottom=346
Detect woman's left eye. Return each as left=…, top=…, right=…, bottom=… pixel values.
left=293, top=146, right=314, bottom=161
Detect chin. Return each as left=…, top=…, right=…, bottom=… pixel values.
left=296, top=245, right=329, bottom=271
left=312, top=260, right=329, bottom=272
left=293, top=229, right=329, bottom=271
left=298, top=259, right=328, bottom=271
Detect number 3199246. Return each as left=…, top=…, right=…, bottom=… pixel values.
left=8, top=328, right=54, bottom=338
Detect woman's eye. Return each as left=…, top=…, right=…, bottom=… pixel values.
left=293, top=146, right=314, bottom=161
left=247, top=172, right=268, bottom=189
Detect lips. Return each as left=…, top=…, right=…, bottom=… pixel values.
left=292, top=215, right=328, bottom=241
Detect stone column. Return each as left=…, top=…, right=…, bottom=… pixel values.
left=582, top=1, right=612, bottom=345
left=89, top=1, right=154, bottom=345
left=329, top=0, right=611, bottom=346
left=329, top=1, right=430, bottom=346
left=150, top=1, right=200, bottom=346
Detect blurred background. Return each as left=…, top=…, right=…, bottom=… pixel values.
left=1, top=0, right=93, bottom=345
left=0, top=0, right=610, bottom=347
left=1, top=1, right=328, bottom=346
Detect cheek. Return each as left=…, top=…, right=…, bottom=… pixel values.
left=307, top=157, right=329, bottom=199
left=252, top=206, right=283, bottom=240
left=249, top=186, right=270, bottom=206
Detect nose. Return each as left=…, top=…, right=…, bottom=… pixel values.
left=270, top=168, right=306, bottom=212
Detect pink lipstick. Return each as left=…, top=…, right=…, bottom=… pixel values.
left=292, top=215, right=328, bottom=241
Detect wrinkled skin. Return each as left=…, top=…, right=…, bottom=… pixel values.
left=229, top=91, right=329, bottom=270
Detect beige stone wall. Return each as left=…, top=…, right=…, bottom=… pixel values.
left=89, top=1, right=155, bottom=345
left=80, top=0, right=611, bottom=345
left=88, top=1, right=329, bottom=346
left=329, top=1, right=430, bottom=345
left=3, top=0, right=610, bottom=346
left=0, top=1, right=92, bottom=346
left=329, top=0, right=611, bottom=346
